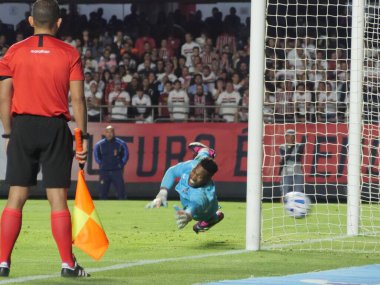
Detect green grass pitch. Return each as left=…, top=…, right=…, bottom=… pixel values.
left=0, top=200, right=379, bottom=284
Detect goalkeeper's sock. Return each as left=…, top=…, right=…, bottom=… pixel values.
left=0, top=208, right=22, bottom=264
left=51, top=210, right=74, bottom=268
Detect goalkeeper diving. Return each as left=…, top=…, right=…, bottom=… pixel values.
left=146, top=142, right=224, bottom=233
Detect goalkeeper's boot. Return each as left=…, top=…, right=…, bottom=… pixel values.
left=0, top=262, right=10, bottom=277
left=61, top=257, right=90, bottom=277
left=188, top=142, right=216, bottom=159
left=193, top=211, right=224, bottom=234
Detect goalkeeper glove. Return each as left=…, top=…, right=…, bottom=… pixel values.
left=174, top=205, right=192, bottom=229
left=145, top=189, right=168, bottom=208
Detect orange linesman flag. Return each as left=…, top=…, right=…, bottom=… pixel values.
left=72, top=128, right=109, bottom=260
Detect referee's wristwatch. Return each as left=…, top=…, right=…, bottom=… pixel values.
left=1, top=134, right=10, bottom=139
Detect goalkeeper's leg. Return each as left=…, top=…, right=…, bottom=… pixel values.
left=188, top=142, right=216, bottom=159
left=193, top=211, right=224, bottom=234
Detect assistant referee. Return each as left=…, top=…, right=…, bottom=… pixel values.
left=0, top=0, right=89, bottom=278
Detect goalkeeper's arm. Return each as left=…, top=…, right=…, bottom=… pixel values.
left=145, top=188, right=168, bottom=208
left=145, top=187, right=168, bottom=209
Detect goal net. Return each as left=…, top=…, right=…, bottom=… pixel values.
left=260, top=0, right=380, bottom=252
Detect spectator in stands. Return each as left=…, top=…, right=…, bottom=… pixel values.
left=101, top=69, right=113, bottom=99
left=105, top=73, right=127, bottom=104
left=275, top=60, right=296, bottom=82
left=188, top=73, right=208, bottom=97
left=108, top=81, right=131, bottom=121
left=315, top=81, right=326, bottom=121
left=157, top=60, right=177, bottom=83
left=287, top=45, right=309, bottom=70
left=239, top=88, right=251, bottom=122
left=201, top=44, right=218, bottom=66
left=210, top=57, right=221, bottom=78
left=201, top=65, right=217, bottom=93
left=211, top=78, right=225, bottom=102
left=216, top=25, right=237, bottom=56
left=181, top=33, right=201, bottom=67
left=307, top=63, right=325, bottom=90
left=191, top=60, right=203, bottom=75
left=83, top=70, right=93, bottom=94
left=85, top=80, right=103, bottom=122
left=166, top=31, right=181, bottom=57
left=262, top=90, right=275, bottom=123
left=219, top=52, right=233, bottom=74
left=168, top=80, right=189, bottom=121
left=195, top=31, right=208, bottom=49
left=127, top=76, right=140, bottom=98
left=124, top=3, right=140, bottom=39
left=336, top=60, right=349, bottom=120
left=215, top=80, right=241, bottom=122
left=138, top=58, right=155, bottom=78
left=293, top=83, right=311, bottom=123
left=135, top=28, right=156, bottom=57
left=158, top=39, right=172, bottom=62
left=137, top=53, right=156, bottom=72
left=158, top=81, right=172, bottom=120
left=121, top=53, right=137, bottom=71
left=205, top=7, right=223, bottom=42
left=131, top=87, right=153, bottom=123
left=327, top=51, right=337, bottom=79
left=189, top=84, right=214, bottom=121
left=274, top=81, right=295, bottom=123
left=231, top=72, right=242, bottom=91
left=83, top=49, right=98, bottom=72
left=224, top=7, right=241, bottom=34
left=278, top=129, right=305, bottom=201
left=317, top=82, right=337, bottom=123
left=178, top=66, right=193, bottom=90
left=173, top=55, right=186, bottom=77
left=93, top=71, right=105, bottom=94
left=236, top=60, right=249, bottom=79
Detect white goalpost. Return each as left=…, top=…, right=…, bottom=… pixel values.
left=247, top=0, right=380, bottom=252
left=246, top=0, right=266, bottom=251
left=347, top=0, right=364, bottom=237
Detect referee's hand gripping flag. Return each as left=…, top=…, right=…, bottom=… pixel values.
left=72, top=129, right=109, bottom=260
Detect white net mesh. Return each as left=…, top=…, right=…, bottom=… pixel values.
left=262, top=0, right=380, bottom=252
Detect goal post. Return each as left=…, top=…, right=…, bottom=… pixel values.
left=347, top=0, right=365, bottom=237
left=246, top=0, right=267, bottom=250
left=247, top=0, right=380, bottom=252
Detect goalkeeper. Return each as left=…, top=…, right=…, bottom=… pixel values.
left=146, top=142, right=224, bottom=233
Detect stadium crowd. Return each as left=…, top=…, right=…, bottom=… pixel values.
left=265, top=0, right=352, bottom=124
left=0, top=4, right=250, bottom=123
left=0, top=1, right=366, bottom=124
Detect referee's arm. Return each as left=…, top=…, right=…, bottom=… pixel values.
left=0, top=77, right=12, bottom=135
left=70, top=80, right=87, bottom=135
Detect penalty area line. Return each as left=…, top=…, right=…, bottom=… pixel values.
left=0, top=249, right=248, bottom=284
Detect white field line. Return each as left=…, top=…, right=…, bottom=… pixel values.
left=261, top=234, right=349, bottom=250
left=0, top=249, right=247, bottom=284
left=0, top=234, right=365, bottom=284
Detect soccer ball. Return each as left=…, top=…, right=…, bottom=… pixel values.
left=284, top=192, right=311, bottom=219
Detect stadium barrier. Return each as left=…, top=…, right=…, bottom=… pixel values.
left=1, top=122, right=375, bottom=201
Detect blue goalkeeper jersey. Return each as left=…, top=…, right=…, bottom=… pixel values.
left=160, top=154, right=219, bottom=221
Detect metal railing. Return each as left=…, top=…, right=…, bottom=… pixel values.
left=71, top=104, right=248, bottom=123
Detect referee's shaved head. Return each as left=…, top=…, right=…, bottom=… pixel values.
left=32, top=0, right=60, bottom=28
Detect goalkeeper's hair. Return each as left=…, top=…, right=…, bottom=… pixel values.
left=32, top=0, right=60, bottom=28
left=200, top=157, right=218, bottom=177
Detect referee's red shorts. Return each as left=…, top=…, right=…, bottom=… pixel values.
left=6, top=115, right=74, bottom=188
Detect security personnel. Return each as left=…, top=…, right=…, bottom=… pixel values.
left=94, top=125, right=129, bottom=199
